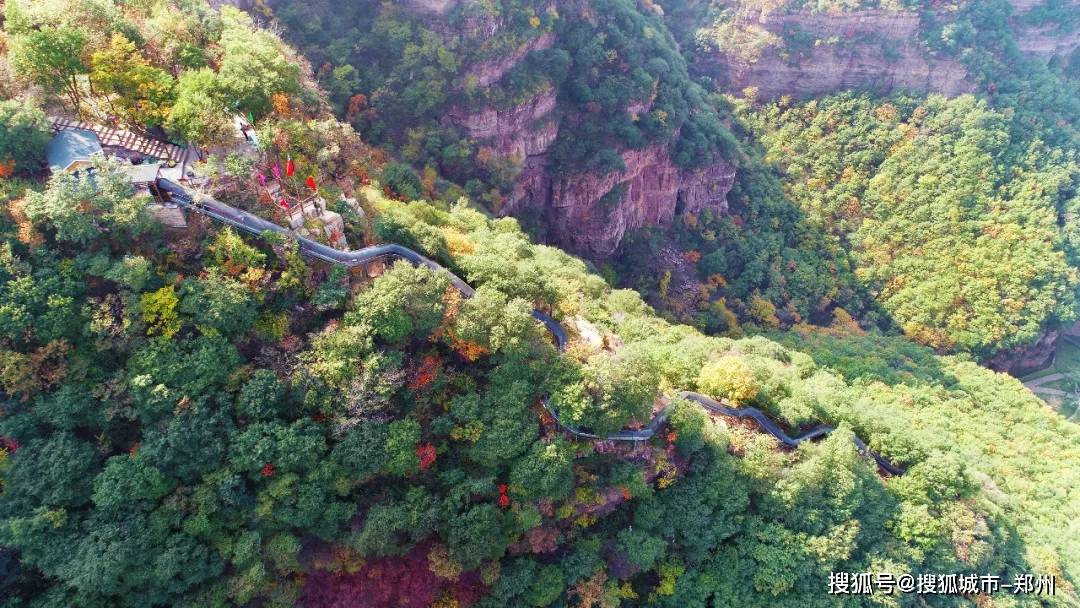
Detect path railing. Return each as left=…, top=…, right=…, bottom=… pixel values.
left=155, top=178, right=904, bottom=475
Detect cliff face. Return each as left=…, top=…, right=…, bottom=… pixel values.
left=431, top=0, right=737, bottom=258
left=448, top=88, right=559, bottom=159
left=694, top=9, right=973, bottom=98
left=1008, top=0, right=1080, bottom=60
left=988, top=326, right=1060, bottom=374
left=449, top=87, right=735, bottom=257
left=686, top=0, right=1080, bottom=100
left=543, top=145, right=736, bottom=256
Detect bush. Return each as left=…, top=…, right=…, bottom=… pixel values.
left=380, top=162, right=423, bottom=200
left=697, top=354, right=759, bottom=405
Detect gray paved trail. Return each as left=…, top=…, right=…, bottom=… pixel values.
left=1025, top=372, right=1066, bottom=387
left=1032, top=387, right=1068, bottom=396
left=156, top=178, right=905, bottom=475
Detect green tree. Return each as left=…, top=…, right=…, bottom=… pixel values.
left=380, top=162, right=422, bottom=200
left=616, top=529, right=667, bottom=573
left=209, top=228, right=266, bottom=274
left=105, top=255, right=154, bottom=292
left=525, top=564, right=566, bottom=607
left=1, top=433, right=98, bottom=512
left=384, top=419, right=421, bottom=477
left=312, top=265, right=350, bottom=312
left=331, top=422, right=389, bottom=482
left=140, top=286, right=182, bottom=338
left=445, top=504, right=507, bottom=570
left=0, top=99, right=51, bottom=172
left=346, top=262, right=449, bottom=344
left=352, top=487, right=438, bottom=557
left=23, top=157, right=149, bottom=244
left=8, top=25, right=88, bottom=110
left=165, top=69, right=231, bottom=144
left=91, top=455, right=172, bottom=510
left=178, top=272, right=257, bottom=338
left=697, top=355, right=759, bottom=405
left=140, top=405, right=234, bottom=483
left=236, top=369, right=285, bottom=422
left=452, top=285, right=539, bottom=357
left=510, top=439, right=574, bottom=501
left=215, top=7, right=300, bottom=117
left=229, top=420, right=327, bottom=476
left=90, top=33, right=175, bottom=127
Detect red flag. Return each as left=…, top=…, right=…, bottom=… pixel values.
left=279, top=198, right=290, bottom=209
left=306, top=176, right=317, bottom=191
left=286, top=158, right=294, bottom=177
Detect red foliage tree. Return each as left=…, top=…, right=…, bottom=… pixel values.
left=416, top=443, right=437, bottom=471
left=409, top=354, right=441, bottom=390
left=346, top=93, right=368, bottom=119
left=299, top=543, right=486, bottom=608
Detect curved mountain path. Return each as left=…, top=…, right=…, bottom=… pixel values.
left=156, top=179, right=905, bottom=475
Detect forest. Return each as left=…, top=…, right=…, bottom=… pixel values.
left=0, top=0, right=1078, bottom=607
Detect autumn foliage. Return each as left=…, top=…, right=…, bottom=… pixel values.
left=299, top=544, right=485, bottom=608
left=409, top=354, right=441, bottom=390
left=416, top=443, right=437, bottom=471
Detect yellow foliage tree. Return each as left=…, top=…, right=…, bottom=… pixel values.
left=140, top=286, right=181, bottom=338
left=697, top=354, right=759, bottom=405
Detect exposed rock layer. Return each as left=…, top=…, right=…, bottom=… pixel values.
left=697, top=9, right=973, bottom=99
left=452, top=95, right=736, bottom=257
left=436, top=1, right=736, bottom=257
left=546, top=145, right=735, bottom=256
left=1008, top=0, right=1080, bottom=59
left=989, top=327, right=1061, bottom=374
left=448, top=88, right=559, bottom=158
left=690, top=0, right=1080, bottom=100
left=466, top=31, right=557, bottom=87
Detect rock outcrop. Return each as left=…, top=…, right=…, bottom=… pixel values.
left=989, top=327, right=1061, bottom=374
left=992, top=316, right=1080, bottom=375
left=545, top=145, right=735, bottom=257
left=1008, top=0, right=1080, bottom=60
left=686, top=0, right=1080, bottom=100
left=466, top=31, right=557, bottom=87
left=436, top=1, right=737, bottom=257
left=448, top=88, right=559, bottom=158
left=402, top=0, right=461, bottom=15
left=451, top=87, right=736, bottom=257
left=695, top=9, right=973, bottom=99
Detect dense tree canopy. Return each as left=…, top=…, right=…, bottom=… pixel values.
left=0, top=2, right=1077, bottom=607
left=0, top=100, right=51, bottom=174
left=3, top=174, right=1075, bottom=606
left=741, top=93, right=1080, bottom=357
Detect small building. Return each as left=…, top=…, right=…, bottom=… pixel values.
left=117, top=162, right=162, bottom=195
left=46, top=129, right=104, bottom=174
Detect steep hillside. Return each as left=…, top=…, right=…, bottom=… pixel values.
left=1, top=2, right=1078, bottom=606
left=3, top=151, right=1079, bottom=607
left=266, top=0, right=740, bottom=257
left=668, top=0, right=1080, bottom=100
left=677, top=4, right=972, bottom=98
left=738, top=93, right=1080, bottom=361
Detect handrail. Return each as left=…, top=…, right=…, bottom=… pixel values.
left=155, top=178, right=905, bottom=475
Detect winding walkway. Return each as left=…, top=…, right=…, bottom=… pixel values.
left=155, top=178, right=905, bottom=476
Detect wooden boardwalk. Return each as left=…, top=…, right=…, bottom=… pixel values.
left=49, top=117, right=191, bottom=165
